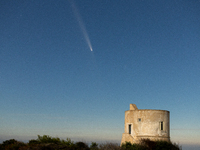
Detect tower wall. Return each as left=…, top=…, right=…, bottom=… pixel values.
left=121, top=104, right=170, bottom=145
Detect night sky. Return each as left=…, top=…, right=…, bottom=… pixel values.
left=1, top=0, right=200, bottom=149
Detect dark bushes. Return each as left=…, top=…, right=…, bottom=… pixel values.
left=0, top=139, right=26, bottom=150
left=90, top=142, right=98, bottom=150
left=121, top=141, right=146, bottom=150
left=0, top=136, right=181, bottom=150
left=75, top=142, right=90, bottom=150
left=121, top=139, right=181, bottom=150
left=99, top=142, right=121, bottom=150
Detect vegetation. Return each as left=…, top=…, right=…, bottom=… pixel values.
left=0, top=135, right=181, bottom=150
left=121, top=139, right=181, bottom=150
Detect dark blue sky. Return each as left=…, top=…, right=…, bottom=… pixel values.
left=0, top=0, right=200, bottom=148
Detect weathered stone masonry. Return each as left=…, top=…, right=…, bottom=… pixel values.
left=121, top=104, right=170, bottom=144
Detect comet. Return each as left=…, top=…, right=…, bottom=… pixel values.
left=70, top=0, right=93, bottom=52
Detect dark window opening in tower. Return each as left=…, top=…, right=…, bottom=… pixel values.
left=160, top=121, right=163, bottom=130
left=129, top=124, right=131, bottom=134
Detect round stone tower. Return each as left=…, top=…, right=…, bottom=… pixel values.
left=121, top=104, right=170, bottom=144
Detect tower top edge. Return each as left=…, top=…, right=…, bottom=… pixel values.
left=128, top=104, right=169, bottom=112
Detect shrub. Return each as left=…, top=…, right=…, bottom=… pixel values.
left=121, top=142, right=132, bottom=150
left=99, top=142, right=121, bottom=150
left=28, top=139, right=41, bottom=145
left=61, top=138, right=75, bottom=147
left=121, top=141, right=146, bottom=150
left=90, top=142, right=99, bottom=150
left=37, top=135, right=61, bottom=144
left=2, top=139, right=18, bottom=145
left=75, top=141, right=89, bottom=150
left=139, top=139, right=181, bottom=150
left=155, top=140, right=181, bottom=150
left=140, top=139, right=156, bottom=150
left=1, top=139, right=26, bottom=150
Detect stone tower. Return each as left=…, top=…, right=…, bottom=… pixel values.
left=121, top=104, right=170, bottom=144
